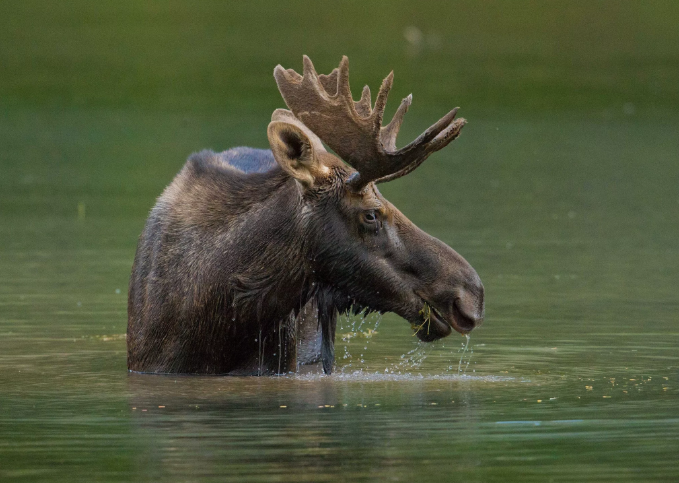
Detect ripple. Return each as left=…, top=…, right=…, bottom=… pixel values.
left=292, top=371, right=516, bottom=383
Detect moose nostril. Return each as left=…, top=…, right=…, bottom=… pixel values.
left=454, top=289, right=484, bottom=329
left=452, top=302, right=477, bottom=331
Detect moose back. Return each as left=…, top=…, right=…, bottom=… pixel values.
left=127, top=56, right=484, bottom=375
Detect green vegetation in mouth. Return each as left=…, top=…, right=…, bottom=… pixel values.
left=412, top=302, right=432, bottom=336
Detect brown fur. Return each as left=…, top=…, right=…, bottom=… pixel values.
left=127, top=58, right=485, bottom=376
left=128, top=146, right=484, bottom=374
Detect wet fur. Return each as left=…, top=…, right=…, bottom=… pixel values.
left=127, top=148, right=360, bottom=374
left=128, top=138, right=484, bottom=375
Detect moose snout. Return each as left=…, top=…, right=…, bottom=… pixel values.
left=428, top=272, right=484, bottom=336
left=417, top=271, right=484, bottom=340
left=413, top=239, right=486, bottom=337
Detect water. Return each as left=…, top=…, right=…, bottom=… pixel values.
left=1, top=2, right=679, bottom=482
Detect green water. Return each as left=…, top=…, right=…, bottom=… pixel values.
left=1, top=2, right=678, bottom=481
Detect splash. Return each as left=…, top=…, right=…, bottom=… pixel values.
left=389, top=344, right=429, bottom=374
left=337, top=310, right=382, bottom=372
left=457, top=334, right=472, bottom=375
left=335, top=313, right=478, bottom=377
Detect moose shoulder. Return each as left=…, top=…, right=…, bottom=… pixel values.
left=127, top=56, right=484, bottom=375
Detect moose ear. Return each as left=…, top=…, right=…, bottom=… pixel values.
left=268, top=121, right=327, bottom=188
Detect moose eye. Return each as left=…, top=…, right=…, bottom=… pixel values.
left=363, top=211, right=377, bottom=224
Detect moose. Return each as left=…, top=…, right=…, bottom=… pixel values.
left=127, top=56, right=484, bottom=375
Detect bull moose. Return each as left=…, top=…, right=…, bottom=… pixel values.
left=127, top=56, right=484, bottom=375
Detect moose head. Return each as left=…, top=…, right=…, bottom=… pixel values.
left=268, top=56, right=484, bottom=345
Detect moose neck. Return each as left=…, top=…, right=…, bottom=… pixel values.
left=224, top=172, right=318, bottom=325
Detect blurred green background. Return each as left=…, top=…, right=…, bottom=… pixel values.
left=1, top=1, right=678, bottom=482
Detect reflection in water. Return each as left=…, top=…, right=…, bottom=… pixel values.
left=124, top=372, right=490, bottom=481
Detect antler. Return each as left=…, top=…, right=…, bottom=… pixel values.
left=274, top=55, right=466, bottom=191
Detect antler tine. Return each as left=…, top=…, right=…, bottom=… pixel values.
left=355, top=85, right=372, bottom=117
left=371, top=71, right=393, bottom=130
left=429, top=117, right=466, bottom=151
left=274, top=65, right=302, bottom=84
left=302, top=55, right=325, bottom=96
left=380, top=94, right=412, bottom=151
left=336, top=56, right=353, bottom=102
left=412, top=107, right=459, bottom=146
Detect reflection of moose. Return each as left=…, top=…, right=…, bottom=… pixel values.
left=127, top=56, right=484, bottom=375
